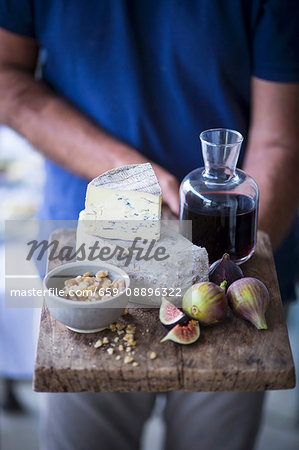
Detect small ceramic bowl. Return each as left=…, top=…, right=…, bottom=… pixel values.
left=43, top=262, right=130, bottom=333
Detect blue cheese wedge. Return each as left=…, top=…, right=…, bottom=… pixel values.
left=83, top=163, right=162, bottom=240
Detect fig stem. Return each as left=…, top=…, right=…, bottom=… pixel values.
left=220, top=280, right=227, bottom=291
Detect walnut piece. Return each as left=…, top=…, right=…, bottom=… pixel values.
left=94, top=339, right=103, bottom=348
left=124, top=356, right=134, bottom=364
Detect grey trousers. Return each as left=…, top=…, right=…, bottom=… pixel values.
left=41, top=391, right=264, bottom=450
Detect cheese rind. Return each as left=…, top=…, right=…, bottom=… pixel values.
left=87, top=163, right=162, bottom=195
left=84, top=163, right=162, bottom=240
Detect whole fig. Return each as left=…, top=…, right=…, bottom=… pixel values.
left=182, top=282, right=228, bottom=325
left=209, top=253, right=243, bottom=290
left=227, top=277, right=270, bottom=330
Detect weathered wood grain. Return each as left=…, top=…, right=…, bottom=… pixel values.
left=33, top=230, right=295, bottom=392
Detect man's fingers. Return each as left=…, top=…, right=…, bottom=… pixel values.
left=163, top=189, right=180, bottom=217
left=156, top=173, right=180, bottom=216
left=149, top=163, right=180, bottom=216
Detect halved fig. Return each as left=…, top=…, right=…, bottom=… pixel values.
left=160, top=320, right=200, bottom=344
left=159, top=297, right=188, bottom=328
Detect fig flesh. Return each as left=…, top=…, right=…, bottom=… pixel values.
left=160, top=320, right=200, bottom=344
left=182, top=282, right=228, bottom=325
left=209, top=253, right=243, bottom=290
left=159, top=297, right=188, bottom=328
left=227, top=277, right=270, bottom=330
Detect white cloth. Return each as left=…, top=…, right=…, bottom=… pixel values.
left=0, top=244, right=41, bottom=379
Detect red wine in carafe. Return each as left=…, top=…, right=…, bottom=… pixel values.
left=181, top=192, right=257, bottom=263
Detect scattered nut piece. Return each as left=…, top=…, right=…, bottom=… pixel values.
left=118, top=345, right=124, bottom=352
left=114, top=337, right=119, bottom=343
left=146, top=329, right=149, bottom=333
left=122, top=309, right=128, bottom=316
left=109, top=323, right=117, bottom=332
left=103, top=337, right=109, bottom=344
left=149, top=352, right=157, bottom=360
left=126, top=347, right=132, bottom=353
left=107, top=348, right=114, bottom=355
left=124, top=356, right=134, bottom=364
left=132, top=362, right=139, bottom=367
left=117, top=330, right=125, bottom=335
left=124, top=333, right=135, bottom=342
left=115, top=355, right=121, bottom=361
left=126, top=324, right=136, bottom=334
left=94, top=339, right=103, bottom=348
left=116, top=321, right=126, bottom=331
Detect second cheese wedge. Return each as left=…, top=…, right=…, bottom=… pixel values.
left=82, top=163, right=162, bottom=241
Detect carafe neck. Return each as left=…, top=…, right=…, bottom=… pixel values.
left=200, top=129, right=243, bottom=182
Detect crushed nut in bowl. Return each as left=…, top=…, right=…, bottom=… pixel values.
left=62, top=271, right=126, bottom=302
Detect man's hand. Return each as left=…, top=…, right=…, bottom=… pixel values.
left=151, top=165, right=180, bottom=216
left=244, top=77, right=299, bottom=250
left=0, top=28, right=179, bottom=215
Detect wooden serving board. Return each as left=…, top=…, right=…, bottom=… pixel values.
left=33, top=230, right=295, bottom=392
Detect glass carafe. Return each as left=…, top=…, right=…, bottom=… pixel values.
left=180, top=128, right=259, bottom=264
